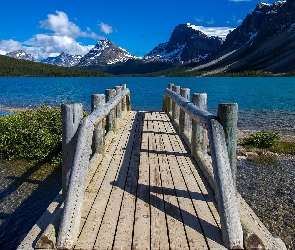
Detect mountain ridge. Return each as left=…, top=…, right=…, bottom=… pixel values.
left=5, top=0, right=295, bottom=75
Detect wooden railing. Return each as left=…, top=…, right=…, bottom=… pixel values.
left=163, top=84, right=243, bottom=249
left=57, top=84, right=131, bottom=249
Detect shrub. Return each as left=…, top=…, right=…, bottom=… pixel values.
left=0, top=106, right=62, bottom=163
left=245, top=130, right=280, bottom=148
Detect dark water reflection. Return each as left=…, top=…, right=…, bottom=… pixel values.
left=0, top=160, right=61, bottom=250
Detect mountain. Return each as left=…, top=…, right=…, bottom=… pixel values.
left=6, top=50, right=35, bottom=62
left=192, top=0, right=295, bottom=74
left=41, top=52, right=82, bottom=67
left=76, top=39, right=138, bottom=67
left=144, top=23, right=223, bottom=63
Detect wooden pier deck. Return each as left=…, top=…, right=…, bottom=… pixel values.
left=18, top=84, right=287, bottom=250
left=74, top=111, right=226, bottom=249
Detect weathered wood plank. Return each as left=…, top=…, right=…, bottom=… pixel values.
left=95, top=112, right=144, bottom=249
left=149, top=113, right=170, bottom=250
left=161, top=112, right=226, bottom=249
left=132, top=112, right=151, bottom=250
left=158, top=115, right=208, bottom=249
left=74, top=113, right=135, bottom=249
left=112, top=112, right=143, bottom=250
left=148, top=114, right=189, bottom=250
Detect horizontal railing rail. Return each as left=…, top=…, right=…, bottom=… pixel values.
left=57, top=84, right=130, bottom=249
left=163, top=84, right=243, bottom=249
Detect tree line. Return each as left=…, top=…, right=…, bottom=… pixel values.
left=0, top=55, right=111, bottom=77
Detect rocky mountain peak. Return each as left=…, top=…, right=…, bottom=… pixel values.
left=41, top=52, right=82, bottom=67
left=77, top=39, right=137, bottom=67
left=195, top=0, right=295, bottom=73
left=6, top=50, right=35, bottom=62
left=144, top=23, right=223, bottom=63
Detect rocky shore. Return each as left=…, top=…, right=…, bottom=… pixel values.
left=237, top=130, right=295, bottom=249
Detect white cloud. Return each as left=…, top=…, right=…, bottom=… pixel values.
left=0, top=39, right=23, bottom=55
left=0, top=11, right=108, bottom=60
left=24, top=34, right=95, bottom=60
left=194, top=26, right=235, bottom=39
left=40, top=11, right=101, bottom=40
left=99, top=22, right=113, bottom=34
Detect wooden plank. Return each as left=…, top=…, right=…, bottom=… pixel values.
left=160, top=112, right=226, bottom=249
left=94, top=112, right=144, bottom=249
left=149, top=112, right=170, bottom=250
left=132, top=112, right=151, bottom=250
left=168, top=117, right=222, bottom=230
left=147, top=113, right=188, bottom=250
left=74, top=112, right=135, bottom=249
left=74, top=153, right=123, bottom=249
left=112, top=112, right=144, bottom=250
left=157, top=114, right=208, bottom=249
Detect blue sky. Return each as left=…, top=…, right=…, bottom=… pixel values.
left=0, top=0, right=278, bottom=60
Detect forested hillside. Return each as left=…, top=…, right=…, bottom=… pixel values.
left=0, top=55, right=110, bottom=77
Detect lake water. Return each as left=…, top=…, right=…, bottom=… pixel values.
left=0, top=76, right=295, bottom=130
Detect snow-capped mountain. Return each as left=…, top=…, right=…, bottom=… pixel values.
left=194, top=0, right=295, bottom=73
left=76, top=39, right=138, bottom=67
left=6, top=50, right=35, bottom=62
left=41, top=52, right=82, bottom=67
left=144, top=23, right=223, bottom=63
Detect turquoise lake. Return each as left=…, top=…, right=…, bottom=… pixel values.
left=0, top=77, right=295, bottom=129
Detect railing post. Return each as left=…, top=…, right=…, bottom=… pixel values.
left=167, top=84, right=174, bottom=114
left=217, top=103, right=238, bottom=191
left=121, top=84, right=127, bottom=112
left=61, top=103, right=83, bottom=201
left=172, top=85, right=180, bottom=124
left=91, top=94, right=105, bottom=155
left=115, top=86, right=122, bottom=119
left=179, top=88, right=190, bottom=136
left=105, top=89, right=116, bottom=133
left=191, top=93, right=208, bottom=157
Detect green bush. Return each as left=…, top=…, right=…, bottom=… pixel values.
left=0, top=106, right=62, bottom=163
left=245, top=130, right=280, bottom=148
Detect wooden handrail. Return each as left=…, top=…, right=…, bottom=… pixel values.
left=57, top=85, right=130, bottom=249
left=163, top=86, right=243, bottom=249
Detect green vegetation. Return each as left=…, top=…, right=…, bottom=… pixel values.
left=0, top=55, right=111, bottom=77
left=245, top=130, right=280, bottom=149
left=243, top=130, right=295, bottom=156
left=0, top=106, right=62, bottom=164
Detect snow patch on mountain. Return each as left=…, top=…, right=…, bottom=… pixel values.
left=6, top=50, right=35, bottom=61
left=77, top=39, right=138, bottom=67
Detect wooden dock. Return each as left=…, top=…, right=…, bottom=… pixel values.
left=18, top=84, right=287, bottom=250
left=74, top=111, right=226, bottom=249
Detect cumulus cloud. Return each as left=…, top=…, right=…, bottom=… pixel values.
left=24, top=34, right=94, bottom=60
left=98, top=22, right=113, bottom=34
left=195, top=26, right=235, bottom=39
left=0, top=11, right=109, bottom=60
left=40, top=11, right=101, bottom=39
left=0, top=39, right=23, bottom=55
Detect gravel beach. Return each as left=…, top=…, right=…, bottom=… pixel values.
left=237, top=129, right=295, bottom=249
